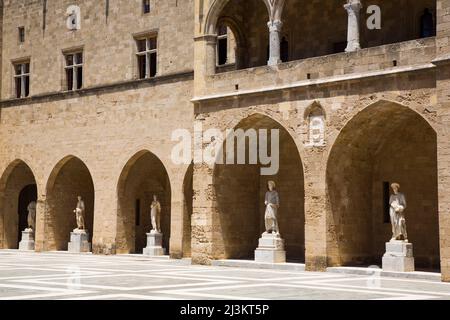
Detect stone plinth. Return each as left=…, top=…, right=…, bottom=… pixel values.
left=68, top=230, right=91, bottom=253
left=382, top=240, right=415, bottom=272
left=143, top=231, right=165, bottom=256
left=255, top=232, right=286, bottom=263
left=19, top=229, right=35, bottom=251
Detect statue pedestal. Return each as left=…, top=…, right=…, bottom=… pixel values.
left=382, top=240, right=415, bottom=272
left=19, top=229, right=35, bottom=251
left=68, top=230, right=91, bottom=253
left=255, top=232, right=286, bottom=263
left=143, top=231, right=165, bottom=256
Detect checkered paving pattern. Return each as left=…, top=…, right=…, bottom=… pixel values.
left=0, top=251, right=449, bottom=300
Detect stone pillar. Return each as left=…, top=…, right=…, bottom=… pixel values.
left=34, top=197, right=46, bottom=252
left=169, top=179, right=185, bottom=259
left=304, top=151, right=329, bottom=271
left=344, top=0, right=362, bottom=52
left=435, top=0, right=450, bottom=283
left=267, top=20, right=283, bottom=66
left=194, top=35, right=217, bottom=97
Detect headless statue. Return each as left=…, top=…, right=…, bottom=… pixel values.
left=26, top=201, right=37, bottom=231
left=150, top=195, right=162, bottom=233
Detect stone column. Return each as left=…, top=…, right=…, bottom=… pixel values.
left=344, top=0, right=362, bottom=52
left=267, top=20, right=283, bottom=66
left=194, top=34, right=217, bottom=97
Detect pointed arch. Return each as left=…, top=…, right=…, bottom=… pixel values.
left=212, top=113, right=305, bottom=261
left=0, top=159, right=38, bottom=249
left=45, top=155, right=95, bottom=251
left=116, top=150, right=172, bottom=254
left=326, top=100, right=439, bottom=270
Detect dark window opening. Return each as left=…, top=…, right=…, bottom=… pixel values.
left=18, top=27, right=25, bottom=43
left=218, top=38, right=228, bottom=65
left=143, top=0, right=151, bottom=14
left=383, top=181, right=391, bottom=223
left=280, top=37, right=289, bottom=62
left=333, top=41, right=347, bottom=54
left=420, top=8, right=436, bottom=38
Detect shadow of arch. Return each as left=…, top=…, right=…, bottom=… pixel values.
left=116, top=150, right=171, bottom=254
left=0, top=160, right=37, bottom=249
left=326, top=100, right=440, bottom=270
left=213, top=113, right=305, bottom=262
left=182, top=163, right=194, bottom=258
left=45, top=156, right=95, bottom=251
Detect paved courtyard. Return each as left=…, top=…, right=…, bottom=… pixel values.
left=0, top=251, right=449, bottom=300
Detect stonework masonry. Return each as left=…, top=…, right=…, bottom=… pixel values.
left=0, top=0, right=449, bottom=282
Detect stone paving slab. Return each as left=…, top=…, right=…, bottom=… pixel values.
left=0, top=250, right=449, bottom=300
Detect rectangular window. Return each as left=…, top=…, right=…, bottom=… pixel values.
left=13, top=61, right=30, bottom=98
left=136, top=36, right=157, bottom=79
left=383, top=181, right=391, bottom=223
left=64, top=51, right=83, bottom=91
left=135, top=199, right=141, bottom=226
left=18, top=27, right=25, bottom=43
left=143, top=0, right=151, bottom=14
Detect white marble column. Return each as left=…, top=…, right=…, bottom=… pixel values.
left=344, top=0, right=362, bottom=52
left=267, top=20, right=283, bottom=66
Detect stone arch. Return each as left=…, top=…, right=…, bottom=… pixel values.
left=326, top=100, right=439, bottom=270
left=205, top=0, right=272, bottom=35
left=0, top=160, right=38, bottom=249
left=116, top=150, right=171, bottom=254
left=212, top=113, right=305, bottom=261
left=45, top=156, right=95, bottom=251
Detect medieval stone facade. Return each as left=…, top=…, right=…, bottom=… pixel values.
left=0, top=0, right=449, bottom=282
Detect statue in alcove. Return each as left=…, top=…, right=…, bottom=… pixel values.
left=389, top=183, right=408, bottom=242
left=150, top=195, right=162, bottom=233
left=264, top=181, right=280, bottom=235
left=26, top=201, right=37, bottom=231
left=73, top=196, right=86, bottom=232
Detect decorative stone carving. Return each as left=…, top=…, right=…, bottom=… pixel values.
left=66, top=5, right=81, bottom=31
left=150, top=195, right=162, bottom=233
left=73, top=196, right=86, bottom=233
left=305, top=102, right=326, bottom=147
left=267, top=20, right=283, bottom=66
left=26, top=201, right=37, bottom=231
left=344, top=0, right=362, bottom=52
left=255, top=181, right=286, bottom=263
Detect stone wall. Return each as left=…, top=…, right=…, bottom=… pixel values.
left=0, top=0, right=194, bottom=99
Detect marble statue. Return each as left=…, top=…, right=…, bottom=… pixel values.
left=26, top=201, right=37, bottom=231
left=150, top=195, right=161, bottom=233
left=73, top=196, right=86, bottom=232
left=264, top=181, right=280, bottom=234
left=66, top=5, right=81, bottom=30
left=389, top=183, right=408, bottom=242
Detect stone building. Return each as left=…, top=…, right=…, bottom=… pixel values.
left=0, top=0, right=449, bottom=282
